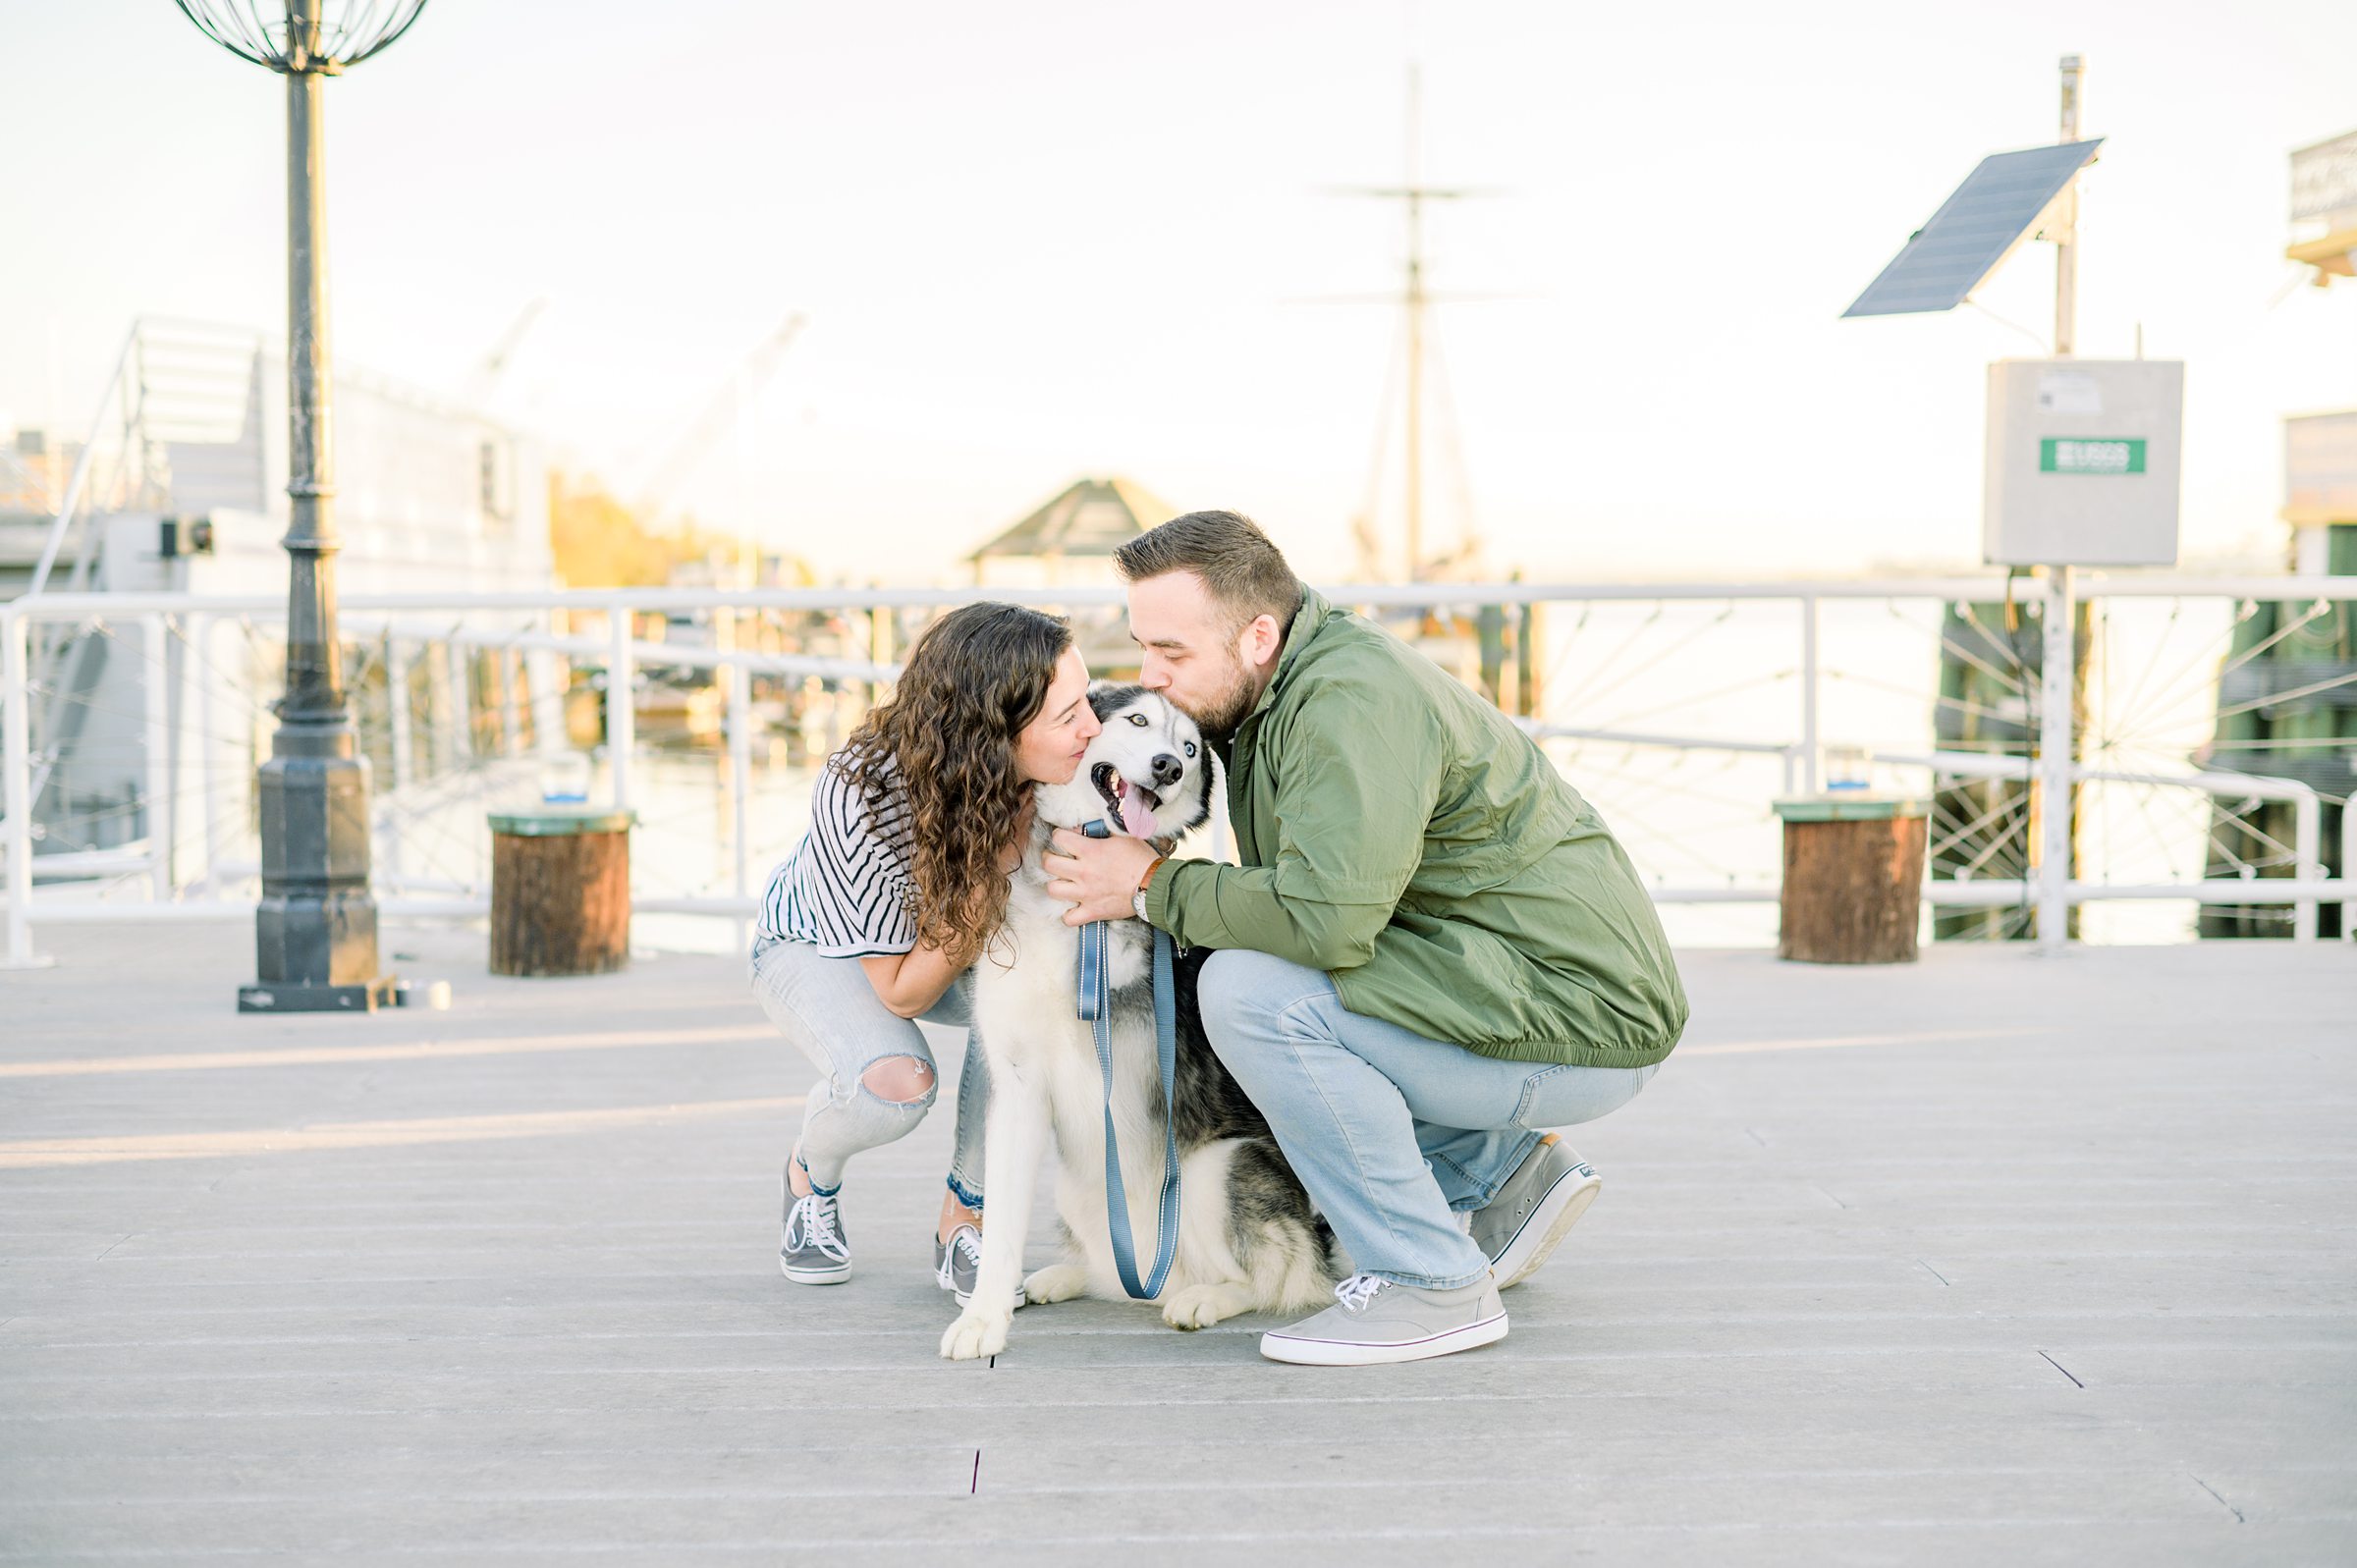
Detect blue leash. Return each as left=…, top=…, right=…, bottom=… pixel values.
left=1076, top=820, right=1182, bottom=1300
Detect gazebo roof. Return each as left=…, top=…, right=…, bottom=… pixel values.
left=968, top=476, right=1173, bottom=561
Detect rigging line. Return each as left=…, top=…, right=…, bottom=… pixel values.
left=1931, top=628, right=2032, bottom=699
left=2095, top=599, right=2184, bottom=752
left=23, top=688, right=293, bottom=756
left=1556, top=604, right=1668, bottom=712
left=1824, top=666, right=2028, bottom=729
left=1569, top=605, right=1741, bottom=716
left=1949, top=831, right=2030, bottom=884
left=1920, top=603, right=2033, bottom=696
left=2079, top=730, right=2161, bottom=766
left=1933, top=801, right=2007, bottom=862
left=2208, top=802, right=2302, bottom=865
left=1948, top=601, right=2036, bottom=680
left=1585, top=669, right=1796, bottom=738
left=70, top=806, right=277, bottom=884
left=1548, top=749, right=1777, bottom=826
left=1967, top=297, right=2051, bottom=353
left=376, top=811, right=495, bottom=892
left=1543, top=739, right=1769, bottom=815
left=1927, top=789, right=2033, bottom=863
left=34, top=776, right=295, bottom=837
left=1931, top=773, right=2033, bottom=821
left=6, top=727, right=275, bottom=765
left=1353, top=310, right=1408, bottom=577
left=2265, top=267, right=2314, bottom=310
left=2106, top=601, right=2321, bottom=743
left=2096, top=599, right=2118, bottom=764
left=2091, top=779, right=2212, bottom=882
left=384, top=787, right=499, bottom=862
left=2203, top=820, right=2262, bottom=878
left=1949, top=814, right=2031, bottom=881
left=1537, top=602, right=1596, bottom=699
left=2203, top=809, right=2298, bottom=874
left=1950, top=605, right=2040, bottom=689
left=1420, top=317, right=1482, bottom=563
left=2212, top=664, right=2357, bottom=724
left=2102, top=601, right=2319, bottom=744
left=1924, top=786, right=2000, bottom=840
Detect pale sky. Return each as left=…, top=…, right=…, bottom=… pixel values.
left=5, top=0, right=2353, bottom=583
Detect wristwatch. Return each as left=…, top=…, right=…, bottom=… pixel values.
left=1132, top=855, right=1166, bottom=924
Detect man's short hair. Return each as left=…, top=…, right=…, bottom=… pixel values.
left=1115, top=510, right=1303, bottom=634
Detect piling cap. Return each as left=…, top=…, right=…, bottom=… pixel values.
left=1773, top=796, right=1927, bottom=823
left=487, top=807, right=636, bottom=837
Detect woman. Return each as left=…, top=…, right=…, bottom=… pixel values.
left=750, top=602, right=1099, bottom=1302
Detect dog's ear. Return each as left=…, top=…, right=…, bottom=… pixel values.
left=1195, top=742, right=1220, bottom=826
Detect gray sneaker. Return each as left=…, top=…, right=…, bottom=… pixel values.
left=932, top=1222, right=1026, bottom=1310
left=1472, top=1133, right=1601, bottom=1290
left=780, top=1176, right=851, bottom=1285
left=1259, top=1273, right=1507, bottom=1366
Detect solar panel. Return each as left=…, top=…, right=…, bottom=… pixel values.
left=1842, top=139, right=2104, bottom=317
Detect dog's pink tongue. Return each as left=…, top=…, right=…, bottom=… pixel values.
left=1119, top=788, right=1158, bottom=838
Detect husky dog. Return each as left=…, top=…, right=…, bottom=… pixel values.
left=939, top=685, right=1341, bottom=1361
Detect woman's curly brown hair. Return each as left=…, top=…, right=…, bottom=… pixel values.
left=836, top=602, right=1072, bottom=969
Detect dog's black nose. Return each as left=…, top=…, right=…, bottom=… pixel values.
left=1150, top=753, right=1184, bottom=788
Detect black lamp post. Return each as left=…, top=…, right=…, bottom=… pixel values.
left=174, top=0, right=430, bottom=1012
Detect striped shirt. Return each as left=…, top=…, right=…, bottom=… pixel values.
left=756, top=750, right=919, bottom=956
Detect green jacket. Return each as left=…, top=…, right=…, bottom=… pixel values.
left=1145, top=588, right=1687, bottom=1067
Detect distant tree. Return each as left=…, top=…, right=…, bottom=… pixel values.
left=547, top=471, right=807, bottom=588
left=548, top=472, right=670, bottom=587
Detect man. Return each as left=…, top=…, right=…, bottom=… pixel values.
left=1045, top=511, right=1686, bottom=1367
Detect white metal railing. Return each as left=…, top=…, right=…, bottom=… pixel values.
left=5, top=574, right=2354, bottom=967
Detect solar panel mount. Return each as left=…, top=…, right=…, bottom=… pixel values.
left=1843, top=138, right=2104, bottom=318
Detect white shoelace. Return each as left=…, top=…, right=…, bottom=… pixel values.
left=795, top=1193, right=849, bottom=1261
left=1333, top=1273, right=1389, bottom=1313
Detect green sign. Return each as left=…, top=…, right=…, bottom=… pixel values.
left=2041, top=437, right=2147, bottom=474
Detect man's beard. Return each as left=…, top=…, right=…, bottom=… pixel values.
left=1177, top=659, right=1260, bottom=742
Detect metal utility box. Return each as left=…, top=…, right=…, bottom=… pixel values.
left=1983, top=358, right=2183, bottom=567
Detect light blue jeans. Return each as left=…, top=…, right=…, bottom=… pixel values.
left=1197, top=947, right=1663, bottom=1291
left=748, top=934, right=989, bottom=1208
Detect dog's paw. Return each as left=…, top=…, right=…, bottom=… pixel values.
left=1161, top=1282, right=1252, bottom=1331
left=939, top=1311, right=1010, bottom=1361
left=1020, top=1264, right=1090, bottom=1305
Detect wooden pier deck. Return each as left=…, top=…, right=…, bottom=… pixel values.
left=3, top=923, right=2353, bottom=1564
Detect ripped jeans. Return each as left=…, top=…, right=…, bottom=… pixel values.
left=749, top=934, right=989, bottom=1208
left=1197, top=947, right=1663, bottom=1291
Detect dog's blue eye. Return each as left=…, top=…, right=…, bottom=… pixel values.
left=1183, top=742, right=1196, bottom=757
left=1128, top=714, right=1148, bottom=727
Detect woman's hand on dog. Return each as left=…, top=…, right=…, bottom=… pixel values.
left=1042, top=828, right=1160, bottom=926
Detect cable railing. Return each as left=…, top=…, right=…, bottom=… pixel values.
left=5, top=574, right=2353, bottom=966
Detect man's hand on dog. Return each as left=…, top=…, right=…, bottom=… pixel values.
left=1043, top=828, right=1158, bottom=926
